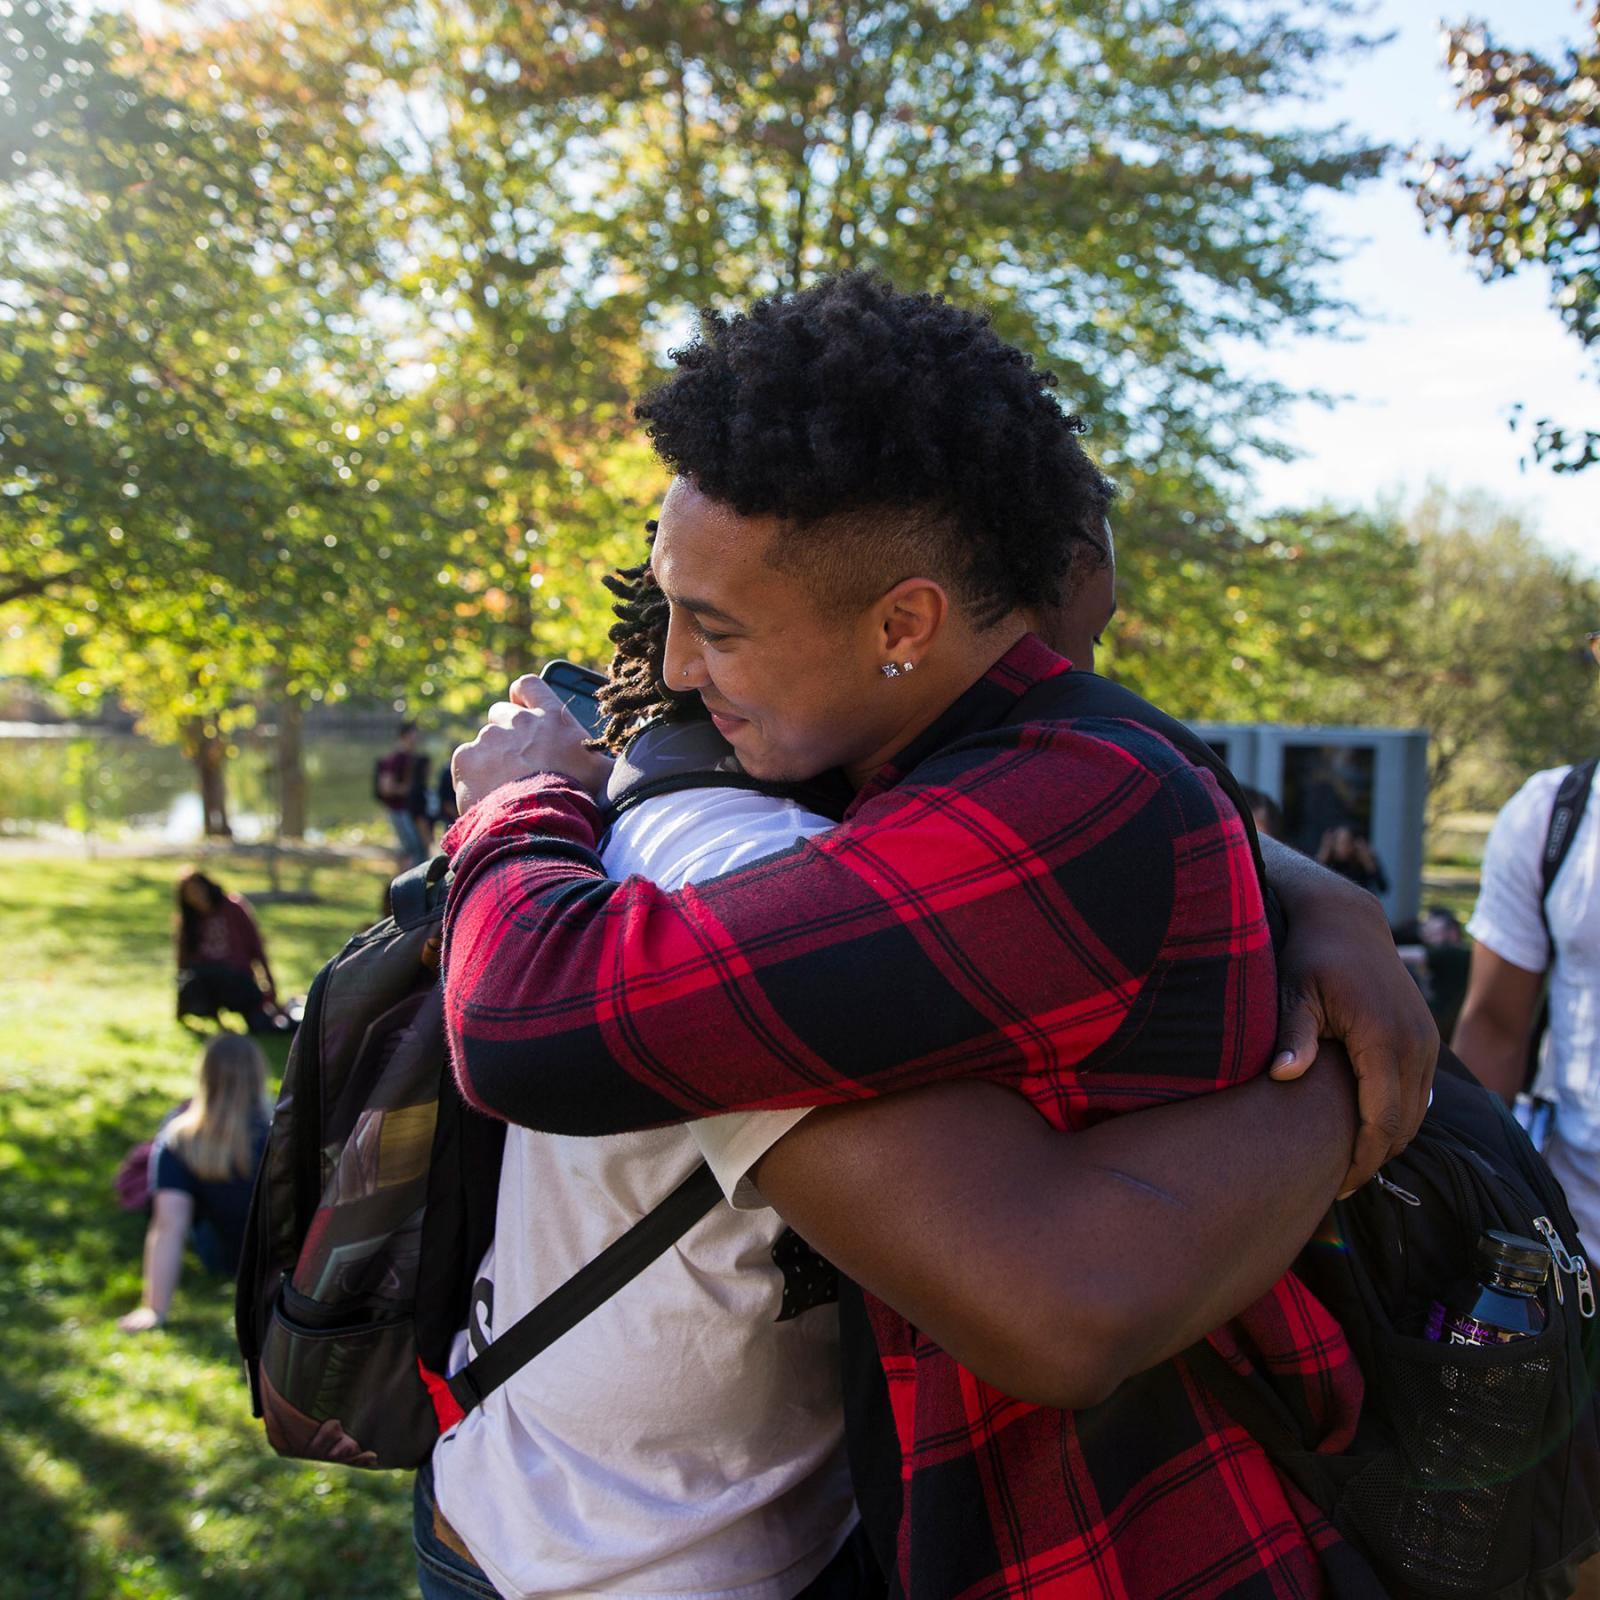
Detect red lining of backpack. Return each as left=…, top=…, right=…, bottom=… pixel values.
left=418, top=1358, right=466, bottom=1433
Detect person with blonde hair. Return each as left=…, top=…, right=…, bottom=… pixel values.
left=119, top=1033, right=271, bottom=1333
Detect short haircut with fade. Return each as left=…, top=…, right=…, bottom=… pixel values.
left=635, top=271, right=1116, bottom=629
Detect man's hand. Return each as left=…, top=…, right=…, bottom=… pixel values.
left=1261, top=835, right=1438, bottom=1195
left=452, top=675, right=613, bottom=814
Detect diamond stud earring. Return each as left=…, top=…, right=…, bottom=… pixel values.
left=881, top=663, right=901, bottom=679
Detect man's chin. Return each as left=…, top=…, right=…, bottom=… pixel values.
left=733, top=743, right=818, bottom=785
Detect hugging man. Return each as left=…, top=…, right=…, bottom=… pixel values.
left=430, top=275, right=1434, bottom=1599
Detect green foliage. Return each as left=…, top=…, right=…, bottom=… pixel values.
left=1126, top=486, right=1600, bottom=816
left=25, top=0, right=1593, bottom=835
left=5, top=0, right=1386, bottom=715
left=0, top=852, right=408, bottom=1599
left=1415, top=11, right=1600, bottom=469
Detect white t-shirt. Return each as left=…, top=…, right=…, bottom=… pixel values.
left=1467, top=764, right=1600, bottom=1148
left=433, top=785, right=851, bottom=1600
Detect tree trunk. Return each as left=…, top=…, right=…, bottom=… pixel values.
left=185, top=718, right=232, bottom=838
left=276, top=692, right=307, bottom=839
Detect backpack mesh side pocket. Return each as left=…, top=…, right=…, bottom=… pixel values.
left=1343, top=1319, right=1559, bottom=1594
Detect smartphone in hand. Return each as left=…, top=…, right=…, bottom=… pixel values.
left=539, top=659, right=607, bottom=739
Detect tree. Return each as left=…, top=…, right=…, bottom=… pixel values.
left=5, top=0, right=1393, bottom=841
left=451, top=0, right=1386, bottom=623
left=1250, top=489, right=1600, bottom=816
left=1416, top=10, right=1600, bottom=470
left=0, top=0, right=463, bottom=831
left=193, top=0, right=1387, bottom=695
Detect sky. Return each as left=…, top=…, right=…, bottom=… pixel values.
left=1248, top=0, right=1600, bottom=573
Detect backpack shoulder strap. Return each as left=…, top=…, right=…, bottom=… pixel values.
left=1005, top=671, right=1281, bottom=944
left=1540, top=758, right=1598, bottom=939
left=597, top=770, right=799, bottom=830
left=446, top=1160, right=723, bottom=1415
left=391, top=852, right=450, bottom=927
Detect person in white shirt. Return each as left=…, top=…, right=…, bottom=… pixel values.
left=1456, top=757, right=1600, bottom=1244
left=418, top=771, right=865, bottom=1600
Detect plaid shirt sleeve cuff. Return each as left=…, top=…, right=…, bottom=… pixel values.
left=442, top=773, right=602, bottom=858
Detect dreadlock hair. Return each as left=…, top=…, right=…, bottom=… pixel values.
left=591, top=521, right=705, bottom=753
left=634, top=271, right=1116, bottom=630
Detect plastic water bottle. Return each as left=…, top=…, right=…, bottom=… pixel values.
left=1387, top=1232, right=1551, bottom=1585
left=1424, top=1230, right=1548, bottom=1346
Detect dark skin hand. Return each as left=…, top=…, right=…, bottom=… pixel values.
left=1259, top=834, right=1439, bottom=1191
left=754, top=1044, right=1358, bottom=1409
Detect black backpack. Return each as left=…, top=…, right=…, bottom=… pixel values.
left=234, top=760, right=811, bottom=1470
left=1012, top=672, right=1600, bottom=1600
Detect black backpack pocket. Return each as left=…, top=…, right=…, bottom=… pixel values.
left=259, top=1289, right=441, bottom=1469
left=1341, top=1314, right=1560, bottom=1595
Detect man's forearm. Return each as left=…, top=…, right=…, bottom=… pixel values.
left=1452, top=1009, right=1527, bottom=1102
left=1074, top=1051, right=1356, bottom=1385
left=754, top=1046, right=1357, bottom=1408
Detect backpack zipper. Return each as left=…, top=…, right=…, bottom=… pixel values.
left=1373, top=1172, right=1422, bottom=1206
left=1533, top=1215, right=1595, bottom=1317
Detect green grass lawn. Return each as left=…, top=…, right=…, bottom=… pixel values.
left=0, top=852, right=414, bottom=1600
left=0, top=845, right=1481, bottom=1599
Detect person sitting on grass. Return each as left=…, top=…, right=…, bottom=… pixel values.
left=174, top=868, right=287, bottom=1035
left=119, top=1033, right=271, bottom=1334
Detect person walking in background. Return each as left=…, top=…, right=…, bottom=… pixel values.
left=1455, top=736, right=1600, bottom=1243
left=375, top=720, right=426, bottom=866
left=118, top=1033, right=272, bottom=1333
left=174, top=868, right=285, bottom=1035
left=1240, top=785, right=1285, bottom=843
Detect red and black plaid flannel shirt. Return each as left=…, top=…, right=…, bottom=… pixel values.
left=441, top=635, right=1364, bottom=1599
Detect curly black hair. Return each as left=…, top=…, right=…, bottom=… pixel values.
left=635, top=271, right=1115, bottom=629
left=591, top=521, right=698, bottom=752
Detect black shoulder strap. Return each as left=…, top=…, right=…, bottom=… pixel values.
left=1541, top=757, right=1598, bottom=940
left=447, top=1160, right=723, bottom=1416
left=1005, top=670, right=1282, bottom=945
left=390, top=852, right=450, bottom=927
left=597, top=770, right=796, bottom=830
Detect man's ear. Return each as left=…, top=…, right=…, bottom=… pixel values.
left=876, top=577, right=948, bottom=666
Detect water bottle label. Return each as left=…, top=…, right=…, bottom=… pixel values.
left=1424, top=1302, right=1526, bottom=1346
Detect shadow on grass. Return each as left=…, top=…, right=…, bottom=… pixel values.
left=0, top=1100, right=413, bottom=1600
left=0, top=1366, right=200, bottom=1596
left=0, top=1424, right=89, bottom=1599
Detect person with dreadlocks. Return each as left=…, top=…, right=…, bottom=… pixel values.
left=415, top=519, right=871, bottom=1600
left=435, top=274, right=1436, bottom=1599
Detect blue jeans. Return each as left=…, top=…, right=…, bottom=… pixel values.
left=413, top=1460, right=499, bottom=1600
left=389, top=808, right=426, bottom=867
left=414, top=1456, right=883, bottom=1600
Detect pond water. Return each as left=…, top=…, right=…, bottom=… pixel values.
left=0, top=726, right=469, bottom=843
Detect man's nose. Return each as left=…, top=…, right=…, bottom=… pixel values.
left=662, top=611, right=708, bottom=691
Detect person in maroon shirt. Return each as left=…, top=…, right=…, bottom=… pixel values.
left=443, top=276, right=1436, bottom=1597
left=174, top=869, right=284, bottom=1035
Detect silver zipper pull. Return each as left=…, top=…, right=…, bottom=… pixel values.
left=1534, top=1216, right=1576, bottom=1274
left=1574, top=1255, right=1596, bottom=1321
left=1532, top=1216, right=1593, bottom=1314
left=1373, top=1173, right=1421, bottom=1207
